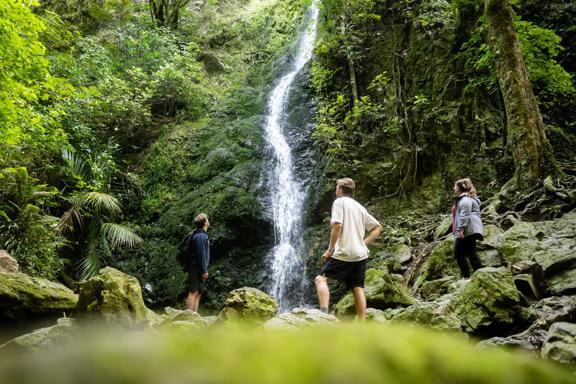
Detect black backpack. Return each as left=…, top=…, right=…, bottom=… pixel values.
left=175, top=232, right=197, bottom=270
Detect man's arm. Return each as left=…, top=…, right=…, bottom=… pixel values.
left=364, top=224, right=382, bottom=246
left=322, top=222, right=343, bottom=260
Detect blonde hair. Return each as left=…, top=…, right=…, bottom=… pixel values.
left=194, top=213, right=208, bottom=229
left=336, top=178, right=356, bottom=197
left=455, top=178, right=477, bottom=197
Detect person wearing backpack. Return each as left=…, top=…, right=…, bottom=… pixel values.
left=180, top=213, right=211, bottom=312
left=452, top=178, right=483, bottom=278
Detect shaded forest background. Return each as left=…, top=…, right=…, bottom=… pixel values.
left=1, top=0, right=574, bottom=312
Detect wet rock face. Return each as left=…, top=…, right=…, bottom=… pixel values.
left=0, top=273, right=77, bottom=321
left=218, top=287, right=278, bottom=323
left=74, top=267, right=148, bottom=327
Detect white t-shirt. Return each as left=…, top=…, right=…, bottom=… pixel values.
left=330, top=197, right=380, bottom=262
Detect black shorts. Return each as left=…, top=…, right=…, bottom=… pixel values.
left=186, top=267, right=205, bottom=294
left=319, top=258, right=368, bottom=290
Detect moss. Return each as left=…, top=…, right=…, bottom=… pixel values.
left=1, top=323, right=573, bottom=383
left=0, top=273, right=78, bottom=320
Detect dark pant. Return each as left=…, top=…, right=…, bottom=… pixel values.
left=454, top=236, right=482, bottom=278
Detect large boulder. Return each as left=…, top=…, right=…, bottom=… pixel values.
left=392, top=301, right=462, bottom=332
left=541, top=322, right=576, bottom=367
left=74, top=267, right=148, bottom=327
left=416, top=225, right=505, bottom=290
left=0, top=250, right=18, bottom=273
left=0, top=273, right=77, bottom=321
left=0, top=318, right=74, bottom=352
left=264, top=308, right=339, bottom=329
left=451, top=267, right=521, bottom=334
left=335, top=268, right=413, bottom=317
left=481, top=296, right=576, bottom=355
left=413, top=238, right=458, bottom=288
left=499, top=212, right=576, bottom=295
left=157, top=308, right=208, bottom=331
left=218, top=287, right=278, bottom=323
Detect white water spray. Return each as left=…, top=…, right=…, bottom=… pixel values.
left=263, top=3, right=319, bottom=310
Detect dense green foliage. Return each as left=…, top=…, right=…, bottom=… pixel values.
left=310, top=0, right=575, bottom=209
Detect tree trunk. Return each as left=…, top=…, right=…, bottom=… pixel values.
left=485, top=0, right=550, bottom=189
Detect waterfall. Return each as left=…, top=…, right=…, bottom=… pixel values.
left=263, top=3, right=319, bottom=311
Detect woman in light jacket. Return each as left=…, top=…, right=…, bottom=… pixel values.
left=452, top=178, right=484, bottom=278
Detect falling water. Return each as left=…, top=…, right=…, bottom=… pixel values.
left=263, top=3, right=319, bottom=311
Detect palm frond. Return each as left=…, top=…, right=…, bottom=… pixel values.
left=62, top=149, right=91, bottom=180
left=70, top=192, right=122, bottom=215
left=101, top=223, right=142, bottom=248
left=56, top=205, right=84, bottom=234
left=78, top=239, right=102, bottom=280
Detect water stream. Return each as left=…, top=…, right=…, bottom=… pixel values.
left=263, top=3, right=319, bottom=311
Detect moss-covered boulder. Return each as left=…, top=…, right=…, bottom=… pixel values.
left=418, top=276, right=458, bottom=300
left=541, top=322, right=576, bottom=367
left=0, top=273, right=77, bottom=321
left=335, top=268, right=413, bottom=317
left=74, top=267, right=148, bottom=327
left=452, top=267, right=521, bottom=334
left=158, top=308, right=208, bottom=331
left=218, top=287, right=278, bottom=323
left=264, top=308, right=339, bottom=329
left=498, top=212, right=576, bottom=295
left=392, top=301, right=462, bottom=332
left=1, top=323, right=573, bottom=383
left=0, top=318, right=74, bottom=352
left=414, top=238, right=459, bottom=288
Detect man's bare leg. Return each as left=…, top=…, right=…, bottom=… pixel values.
left=193, top=293, right=201, bottom=312
left=186, top=291, right=199, bottom=312
left=315, top=275, right=330, bottom=313
left=352, top=287, right=366, bottom=321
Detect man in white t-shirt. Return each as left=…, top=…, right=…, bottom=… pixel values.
left=315, top=178, right=382, bottom=321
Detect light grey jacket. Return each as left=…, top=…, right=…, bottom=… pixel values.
left=453, top=194, right=483, bottom=239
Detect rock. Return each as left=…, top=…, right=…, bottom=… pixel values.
left=392, top=301, right=462, bottom=332
left=514, top=274, right=541, bottom=304
left=452, top=267, right=521, bottom=334
left=0, top=250, right=18, bottom=273
left=541, top=322, right=576, bottom=367
left=74, top=267, right=148, bottom=327
left=414, top=238, right=459, bottom=288
left=334, top=268, right=413, bottom=317
left=477, top=224, right=505, bottom=267
left=498, top=212, right=576, bottom=295
left=0, top=318, right=74, bottom=352
left=366, top=308, right=388, bottom=322
left=418, top=276, right=457, bottom=300
left=0, top=273, right=78, bottom=321
left=546, top=269, right=576, bottom=296
left=218, top=287, right=278, bottom=323
left=158, top=308, right=208, bottom=330
left=528, top=296, right=576, bottom=327
left=264, top=308, right=339, bottom=329
left=479, top=327, right=548, bottom=355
